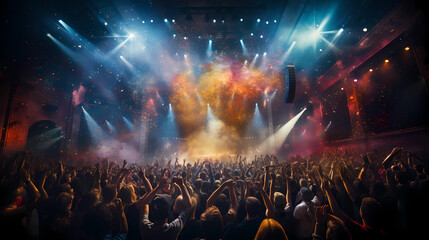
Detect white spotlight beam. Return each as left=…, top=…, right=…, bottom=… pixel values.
left=280, top=41, right=296, bottom=65
left=250, top=53, right=259, bottom=68
left=258, top=108, right=306, bottom=154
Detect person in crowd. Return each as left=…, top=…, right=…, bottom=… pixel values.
left=0, top=147, right=426, bottom=240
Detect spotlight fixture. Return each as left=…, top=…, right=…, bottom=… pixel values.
left=213, top=19, right=216, bottom=23
left=363, top=27, right=368, bottom=32
left=150, top=19, right=153, bottom=23
left=354, top=79, right=358, bottom=82
left=164, top=18, right=168, bottom=23
left=240, top=18, right=243, bottom=22
left=385, top=59, right=389, bottom=63
left=172, top=19, right=175, bottom=23
left=266, top=21, right=269, bottom=24
left=260, top=35, right=263, bottom=38
left=274, top=20, right=277, bottom=23
left=405, top=46, right=410, bottom=51
left=257, top=18, right=261, bottom=22
left=250, top=33, right=254, bottom=36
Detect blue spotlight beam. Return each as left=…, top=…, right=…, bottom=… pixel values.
left=280, top=41, right=296, bottom=65
left=106, top=120, right=116, bottom=133
left=82, top=107, right=106, bottom=142
left=240, top=39, right=248, bottom=56
left=161, top=103, right=179, bottom=138
left=47, top=34, right=79, bottom=60
left=123, top=117, right=134, bottom=131
left=207, top=39, right=213, bottom=58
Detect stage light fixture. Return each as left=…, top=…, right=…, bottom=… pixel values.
left=263, top=52, right=267, bottom=56
left=257, top=18, right=261, bottom=22
left=184, top=36, right=187, bottom=40
left=142, top=20, right=145, bottom=23
left=260, top=35, right=263, bottom=38
left=354, top=79, right=358, bottom=82
left=363, top=28, right=367, bottom=32
left=172, top=19, right=175, bottom=23
left=266, top=21, right=269, bottom=24
left=274, top=20, right=277, bottom=23
left=173, top=34, right=176, bottom=38
left=369, top=69, right=373, bottom=72
left=164, top=18, right=168, bottom=23
left=405, top=46, right=410, bottom=51
left=213, top=19, right=216, bottom=23
left=46, top=33, right=51, bottom=37
left=150, top=19, right=153, bottom=23
left=250, top=33, right=254, bottom=36
left=104, top=22, right=108, bottom=25
left=385, top=59, right=389, bottom=63
left=240, top=18, right=243, bottom=22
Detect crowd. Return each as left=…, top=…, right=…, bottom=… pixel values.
left=0, top=147, right=428, bottom=240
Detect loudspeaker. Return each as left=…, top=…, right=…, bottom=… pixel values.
left=284, top=65, right=296, bottom=103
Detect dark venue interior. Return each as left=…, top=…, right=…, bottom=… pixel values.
left=1, top=0, right=429, bottom=239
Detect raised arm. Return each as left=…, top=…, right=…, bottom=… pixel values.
left=174, top=176, right=192, bottom=210
left=228, top=181, right=238, bottom=210
left=207, top=179, right=233, bottom=208
left=339, top=166, right=358, bottom=202
left=321, top=178, right=349, bottom=224
left=269, top=173, right=276, bottom=204
left=255, top=181, right=274, bottom=218
left=136, top=177, right=167, bottom=210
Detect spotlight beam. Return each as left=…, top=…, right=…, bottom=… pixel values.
left=123, top=117, right=134, bottom=131
left=280, top=41, right=296, bottom=65
left=258, top=108, right=306, bottom=154
left=240, top=39, right=248, bottom=56
left=250, top=53, right=259, bottom=69
left=109, top=37, right=131, bottom=55
left=82, top=107, right=105, bottom=141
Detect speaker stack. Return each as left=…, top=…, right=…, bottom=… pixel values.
left=284, top=65, right=296, bottom=103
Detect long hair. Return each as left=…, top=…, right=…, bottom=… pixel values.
left=254, top=218, right=288, bottom=240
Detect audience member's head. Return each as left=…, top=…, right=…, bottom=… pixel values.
left=150, top=194, right=172, bottom=224
left=326, top=215, right=350, bottom=240
left=300, top=187, right=313, bottom=202
left=254, top=218, right=288, bottom=240
left=214, top=193, right=229, bottom=215
left=101, top=185, right=117, bottom=204
left=82, top=204, right=113, bottom=240
left=360, top=197, right=383, bottom=230
left=194, top=179, right=203, bottom=191
left=246, top=196, right=261, bottom=219
left=201, top=206, right=223, bottom=240
left=273, top=192, right=286, bottom=210
left=117, top=185, right=136, bottom=205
